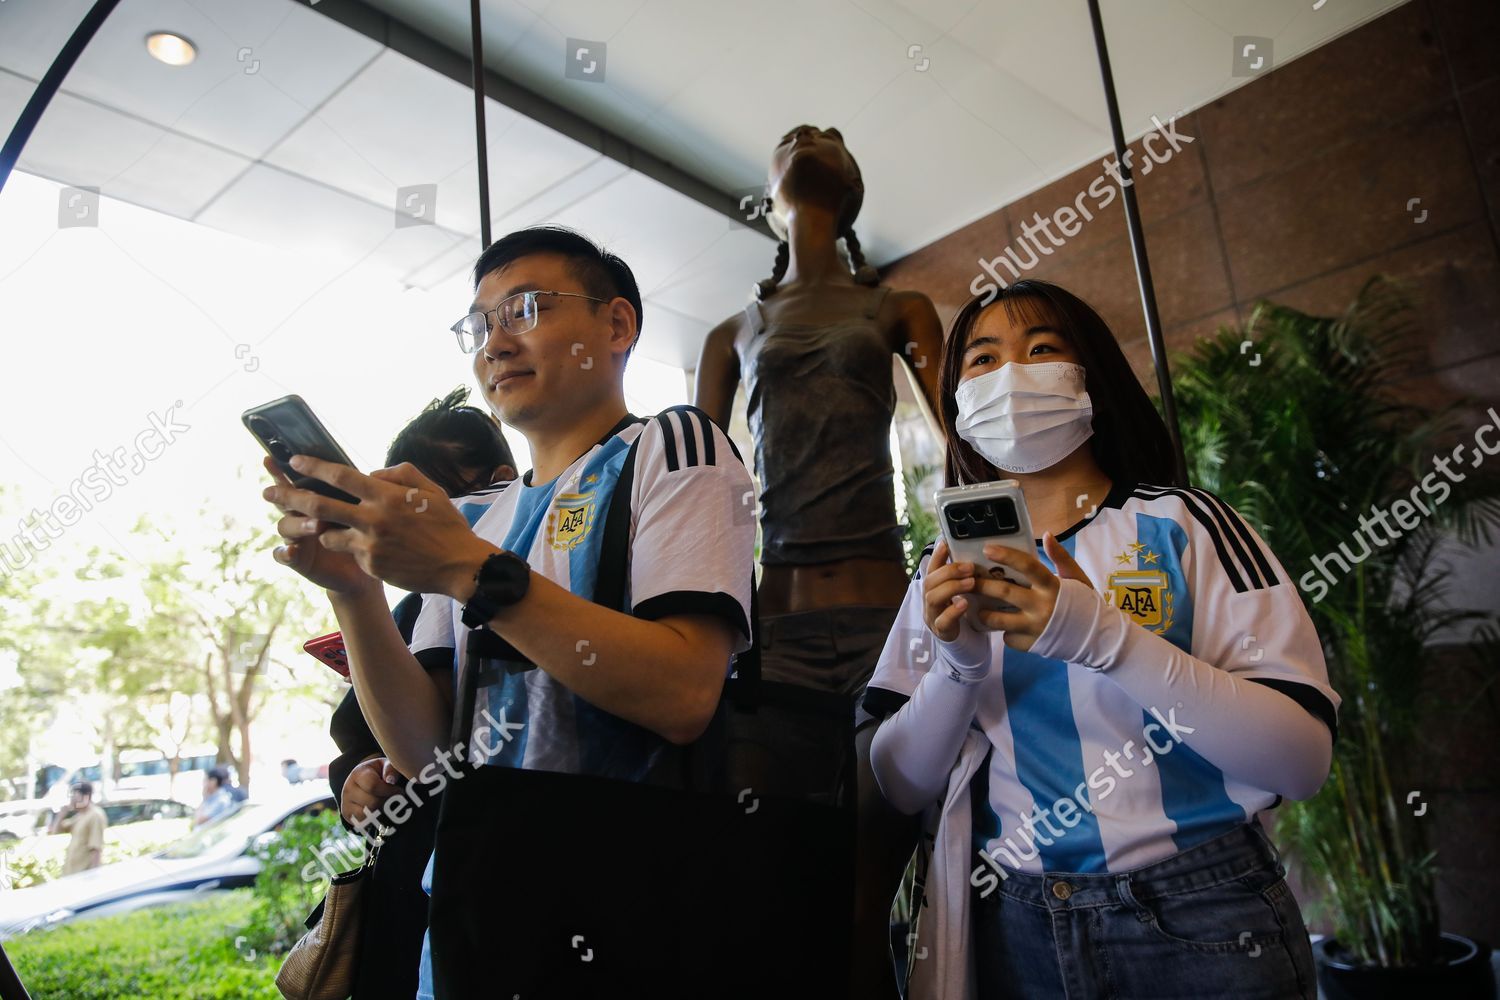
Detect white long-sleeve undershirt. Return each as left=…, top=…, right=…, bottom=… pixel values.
left=870, top=578, right=1333, bottom=816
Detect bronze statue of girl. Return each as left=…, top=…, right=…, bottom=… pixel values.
left=695, top=123, right=944, bottom=998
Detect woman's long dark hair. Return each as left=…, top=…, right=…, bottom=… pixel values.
left=938, top=280, right=1180, bottom=489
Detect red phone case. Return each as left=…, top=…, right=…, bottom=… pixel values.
left=303, top=631, right=349, bottom=677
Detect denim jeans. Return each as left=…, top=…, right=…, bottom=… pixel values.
left=972, top=821, right=1317, bottom=999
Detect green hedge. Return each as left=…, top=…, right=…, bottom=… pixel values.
left=6, top=890, right=282, bottom=999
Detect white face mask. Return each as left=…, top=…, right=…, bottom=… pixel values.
left=954, top=362, right=1094, bottom=474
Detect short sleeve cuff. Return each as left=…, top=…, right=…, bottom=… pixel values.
left=413, top=647, right=455, bottom=674
left=632, top=590, right=751, bottom=643
left=859, top=685, right=911, bottom=725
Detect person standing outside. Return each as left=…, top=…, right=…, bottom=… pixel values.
left=50, top=781, right=107, bottom=875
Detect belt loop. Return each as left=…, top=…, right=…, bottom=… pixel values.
left=1249, top=817, right=1282, bottom=867
left=1114, top=872, right=1151, bottom=923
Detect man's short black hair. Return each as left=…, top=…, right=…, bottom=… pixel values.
left=207, top=767, right=230, bottom=788
left=387, top=386, right=516, bottom=497
left=72, top=781, right=92, bottom=798
left=472, top=226, right=643, bottom=349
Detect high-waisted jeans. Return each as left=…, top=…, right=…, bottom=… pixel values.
left=972, top=821, right=1317, bottom=999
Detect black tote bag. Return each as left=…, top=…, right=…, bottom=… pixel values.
left=428, top=408, right=854, bottom=999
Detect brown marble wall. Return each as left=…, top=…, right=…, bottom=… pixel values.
left=882, top=0, right=1500, bottom=434
left=880, top=0, right=1500, bottom=947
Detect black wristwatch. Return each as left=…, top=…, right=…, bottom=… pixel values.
left=460, top=550, right=531, bottom=628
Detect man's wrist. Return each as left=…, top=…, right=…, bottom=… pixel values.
left=443, top=539, right=503, bottom=603
left=327, top=581, right=389, bottom=616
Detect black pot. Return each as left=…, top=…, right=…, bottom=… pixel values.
left=1314, top=933, right=1495, bottom=1000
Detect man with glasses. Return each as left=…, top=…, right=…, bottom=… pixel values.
left=260, top=226, right=755, bottom=998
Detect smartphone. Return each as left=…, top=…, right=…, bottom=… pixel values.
left=303, top=631, right=349, bottom=677
left=934, top=480, right=1035, bottom=621
left=242, top=395, right=359, bottom=505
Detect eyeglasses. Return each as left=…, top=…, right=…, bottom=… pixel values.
left=450, top=290, right=610, bottom=354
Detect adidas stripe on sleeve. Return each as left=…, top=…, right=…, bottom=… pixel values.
left=1128, top=485, right=1339, bottom=735
left=626, top=408, right=756, bottom=651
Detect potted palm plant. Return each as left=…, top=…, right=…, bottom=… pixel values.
left=1169, top=277, right=1499, bottom=997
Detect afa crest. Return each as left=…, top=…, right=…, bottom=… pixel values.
left=549, top=492, right=597, bottom=550
left=1106, top=542, right=1174, bottom=633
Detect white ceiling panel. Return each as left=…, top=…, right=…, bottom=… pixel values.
left=0, top=0, right=97, bottom=82
left=633, top=298, right=723, bottom=371
left=0, top=0, right=1408, bottom=374
left=550, top=170, right=739, bottom=298
left=646, top=227, right=779, bottom=325
left=1, top=70, right=250, bottom=220
left=1, top=0, right=383, bottom=161
left=196, top=163, right=468, bottom=282
left=487, top=153, right=631, bottom=233
left=364, top=0, right=1407, bottom=264
left=266, top=48, right=601, bottom=237
left=403, top=233, right=486, bottom=292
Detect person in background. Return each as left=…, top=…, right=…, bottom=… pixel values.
left=49, top=781, right=107, bottom=875
left=325, top=386, right=517, bottom=1000
left=193, top=767, right=236, bottom=829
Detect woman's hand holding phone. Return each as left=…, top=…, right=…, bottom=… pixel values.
left=922, top=539, right=981, bottom=643
left=967, top=533, right=1097, bottom=652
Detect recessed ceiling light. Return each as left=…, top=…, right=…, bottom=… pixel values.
left=145, top=32, right=196, bottom=66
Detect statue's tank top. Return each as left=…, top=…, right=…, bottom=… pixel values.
left=735, top=284, right=904, bottom=566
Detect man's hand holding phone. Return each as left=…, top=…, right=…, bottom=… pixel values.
left=262, top=455, right=492, bottom=601
left=261, top=457, right=380, bottom=596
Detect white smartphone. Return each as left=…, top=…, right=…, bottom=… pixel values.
left=934, top=480, right=1035, bottom=622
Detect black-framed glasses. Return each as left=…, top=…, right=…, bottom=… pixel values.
left=450, top=290, right=610, bottom=354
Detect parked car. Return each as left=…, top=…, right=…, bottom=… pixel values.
left=0, top=785, right=336, bottom=939
left=0, top=801, right=50, bottom=844
left=96, top=798, right=192, bottom=828
left=38, top=751, right=219, bottom=809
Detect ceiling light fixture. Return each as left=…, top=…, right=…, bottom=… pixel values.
left=145, top=32, right=197, bottom=67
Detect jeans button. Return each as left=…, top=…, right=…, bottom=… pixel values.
left=1052, top=881, right=1073, bottom=901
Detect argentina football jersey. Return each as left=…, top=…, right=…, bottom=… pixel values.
left=409, top=409, right=755, bottom=1000
left=408, top=410, right=754, bottom=780
left=863, top=479, right=1339, bottom=875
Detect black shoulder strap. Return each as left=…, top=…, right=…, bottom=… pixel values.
left=593, top=405, right=760, bottom=705
left=591, top=423, right=642, bottom=614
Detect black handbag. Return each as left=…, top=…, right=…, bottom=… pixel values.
left=427, top=408, right=854, bottom=999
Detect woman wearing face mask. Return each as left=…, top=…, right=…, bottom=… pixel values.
left=864, top=281, right=1337, bottom=1000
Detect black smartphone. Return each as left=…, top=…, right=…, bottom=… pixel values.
left=242, top=395, right=359, bottom=505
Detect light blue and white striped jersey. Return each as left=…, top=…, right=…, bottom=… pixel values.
left=409, top=410, right=755, bottom=776
left=452, top=481, right=511, bottom=527
left=410, top=409, right=755, bottom=1000
left=863, top=480, right=1338, bottom=874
